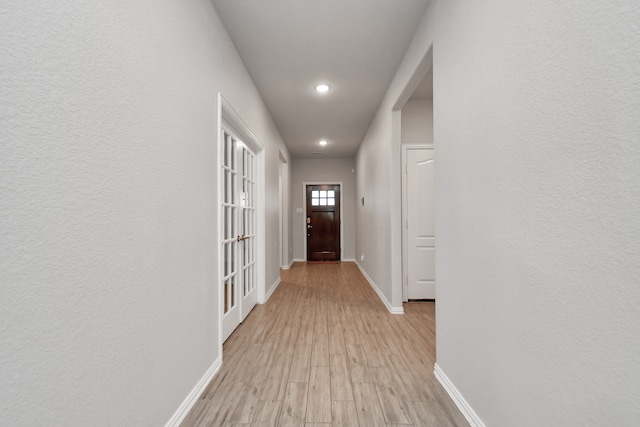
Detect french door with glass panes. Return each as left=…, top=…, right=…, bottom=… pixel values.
left=221, top=129, right=257, bottom=342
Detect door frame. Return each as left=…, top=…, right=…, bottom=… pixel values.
left=302, top=181, right=344, bottom=261
left=401, top=144, right=433, bottom=301
left=279, top=151, right=289, bottom=269
left=217, top=94, right=265, bottom=351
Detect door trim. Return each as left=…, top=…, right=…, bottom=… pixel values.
left=279, top=151, right=289, bottom=269
left=401, top=144, right=433, bottom=301
left=302, top=181, right=344, bottom=262
left=217, top=94, right=265, bottom=352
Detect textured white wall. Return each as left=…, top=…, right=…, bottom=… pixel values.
left=401, top=99, right=433, bottom=146
left=291, top=158, right=356, bottom=261
left=357, top=0, right=640, bottom=425
left=0, top=0, right=287, bottom=425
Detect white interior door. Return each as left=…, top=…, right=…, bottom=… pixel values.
left=239, top=145, right=257, bottom=320
left=221, top=130, right=257, bottom=342
left=405, top=147, right=435, bottom=299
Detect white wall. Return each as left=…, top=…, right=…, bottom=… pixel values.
left=356, top=0, right=640, bottom=425
left=291, top=158, right=356, bottom=261
left=401, top=99, right=433, bottom=146
left=355, top=112, right=396, bottom=305
left=0, top=1, right=287, bottom=425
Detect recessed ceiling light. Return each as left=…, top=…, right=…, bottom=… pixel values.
left=315, top=84, right=330, bottom=93
left=319, top=139, right=328, bottom=146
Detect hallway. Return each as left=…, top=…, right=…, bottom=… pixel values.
left=182, top=262, right=468, bottom=426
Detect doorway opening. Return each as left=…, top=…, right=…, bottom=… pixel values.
left=220, top=128, right=258, bottom=342
left=218, top=94, right=265, bottom=346
left=392, top=46, right=433, bottom=304
left=304, top=183, right=341, bottom=262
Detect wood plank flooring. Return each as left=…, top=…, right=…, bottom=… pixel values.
left=181, top=262, right=469, bottom=427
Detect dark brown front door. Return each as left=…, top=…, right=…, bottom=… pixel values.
left=306, top=184, right=340, bottom=261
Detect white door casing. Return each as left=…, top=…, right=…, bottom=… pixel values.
left=403, top=146, right=435, bottom=300
left=278, top=152, right=289, bottom=269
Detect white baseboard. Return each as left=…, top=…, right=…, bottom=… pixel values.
left=355, top=262, right=404, bottom=314
left=293, top=258, right=305, bottom=263
left=165, top=357, right=222, bottom=427
left=434, top=363, right=486, bottom=427
left=263, top=276, right=281, bottom=302
left=281, top=259, right=295, bottom=270
left=343, top=258, right=357, bottom=263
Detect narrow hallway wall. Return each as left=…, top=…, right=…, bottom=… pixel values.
left=356, top=0, right=640, bottom=425
left=1, top=1, right=288, bottom=424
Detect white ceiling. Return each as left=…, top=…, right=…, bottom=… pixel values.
left=210, top=0, right=432, bottom=158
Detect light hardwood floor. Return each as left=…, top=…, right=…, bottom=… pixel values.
left=181, top=262, right=469, bottom=427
